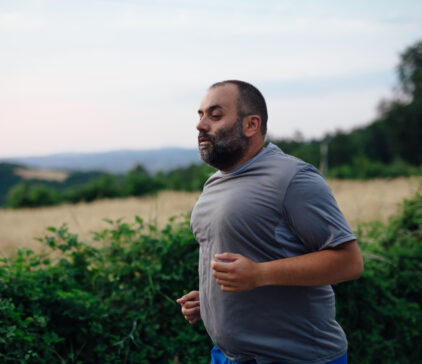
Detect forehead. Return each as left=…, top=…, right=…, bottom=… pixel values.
left=199, top=83, right=239, bottom=112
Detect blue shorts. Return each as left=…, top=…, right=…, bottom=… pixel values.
left=210, top=346, right=347, bottom=364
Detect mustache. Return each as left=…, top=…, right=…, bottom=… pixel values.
left=198, top=132, right=215, bottom=144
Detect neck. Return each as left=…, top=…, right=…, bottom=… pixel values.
left=220, top=142, right=265, bottom=172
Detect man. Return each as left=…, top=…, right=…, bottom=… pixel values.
left=177, top=80, right=363, bottom=364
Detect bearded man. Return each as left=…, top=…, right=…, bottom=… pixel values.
left=177, top=80, right=363, bottom=364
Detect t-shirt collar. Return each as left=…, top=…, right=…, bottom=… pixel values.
left=219, top=142, right=277, bottom=175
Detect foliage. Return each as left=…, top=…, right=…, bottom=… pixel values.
left=0, top=163, right=22, bottom=206
left=398, top=40, right=422, bottom=99
left=270, top=39, right=422, bottom=175
left=4, top=163, right=215, bottom=209
left=2, top=40, right=422, bottom=209
left=1, top=192, right=421, bottom=362
left=62, top=174, right=121, bottom=203
left=0, top=163, right=109, bottom=208
left=158, top=163, right=216, bottom=192
left=0, top=216, right=211, bottom=363
left=121, top=165, right=164, bottom=197
left=335, top=192, right=422, bottom=363
left=6, top=182, right=60, bottom=208
left=327, top=155, right=422, bottom=179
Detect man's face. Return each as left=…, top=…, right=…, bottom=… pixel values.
left=196, top=84, right=249, bottom=171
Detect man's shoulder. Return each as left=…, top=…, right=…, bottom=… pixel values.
left=259, top=143, right=315, bottom=179
left=202, top=143, right=319, bottom=191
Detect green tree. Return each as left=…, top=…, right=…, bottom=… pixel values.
left=122, top=165, right=164, bottom=196
left=269, top=39, right=422, bottom=175
left=6, top=183, right=59, bottom=208
left=398, top=40, right=422, bottom=99
left=64, top=175, right=120, bottom=203
left=162, top=163, right=215, bottom=191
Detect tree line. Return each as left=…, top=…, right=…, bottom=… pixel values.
left=4, top=163, right=215, bottom=208
left=2, top=40, right=421, bottom=208
left=271, top=39, right=422, bottom=179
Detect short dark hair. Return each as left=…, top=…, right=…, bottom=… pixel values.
left=209, top=80, right=268, bottom=136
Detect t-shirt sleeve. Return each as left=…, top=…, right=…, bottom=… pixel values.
left=282, top=165, right=356, bottom=252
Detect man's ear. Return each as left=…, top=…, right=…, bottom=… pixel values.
left=243, top=115, right=262, bottom=138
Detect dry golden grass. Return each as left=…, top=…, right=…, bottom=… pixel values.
left=0, top=178, right=421, bottom=257
left=14, top=168, right=69, bottom=182
left=328, top=177, right=421, bottom=229
left=0, top=191, right=200, bottom=257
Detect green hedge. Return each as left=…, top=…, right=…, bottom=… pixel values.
left=0, top=193, right=421, bottom=363
left=335, top=193, right=422, bottom=363
left=0, top=217, right=211, bottom=363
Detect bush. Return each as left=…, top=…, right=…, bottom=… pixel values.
left=0, top=194, right=421, bottom=362
left=6, top=183, right=59, bottom=208
left=0, top=216, right=211, bottom=363
left=335, top=193, right=422, bottom=363
left=63, top=175, right=121, bottom=203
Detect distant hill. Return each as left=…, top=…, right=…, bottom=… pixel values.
left=0, top=148, right=200, bottom=174
left=0, top=162, right=111, bottom=207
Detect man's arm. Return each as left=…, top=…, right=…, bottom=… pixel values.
left=211, top=240, right=363, bottom=293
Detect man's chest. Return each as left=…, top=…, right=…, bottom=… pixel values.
left=190, top=175, right=287, bottom=260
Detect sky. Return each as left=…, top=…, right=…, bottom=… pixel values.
left=1, top=0, right=421, bottom=158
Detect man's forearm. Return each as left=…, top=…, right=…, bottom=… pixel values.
left=212, top=240, right=363, bottom=292
left=256, top=240, right=363, bottom=287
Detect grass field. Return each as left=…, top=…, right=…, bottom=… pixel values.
left=1, top=177, right=421, bottom=257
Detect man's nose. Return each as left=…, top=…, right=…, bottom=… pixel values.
left=196, top=117, right=210, bottom=132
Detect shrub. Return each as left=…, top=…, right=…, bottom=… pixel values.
left=335, top=193, right=422, bottom=363
left=0, top=216, right=211, bottom=363
left=0, top=194, right=421, bottom=362
left=6, top=182, right=59, bottom=208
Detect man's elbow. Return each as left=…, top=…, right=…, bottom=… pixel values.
left=337, top=240, right=364, bottom=281
left=350, top=253, right=364, bottom=280
left=349, top=244, right=364, bottom=280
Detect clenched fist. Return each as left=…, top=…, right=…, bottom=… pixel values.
left=211, top=252, right=262, bottom=292
left=176, top=290, right=201, bottom=324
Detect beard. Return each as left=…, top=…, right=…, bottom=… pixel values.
left=198, top=117, right=249, bottom=171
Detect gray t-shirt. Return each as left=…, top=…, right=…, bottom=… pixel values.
left=190, top=143, right=356, bottom=364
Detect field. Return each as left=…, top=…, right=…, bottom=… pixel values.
left=13, top=167, right=69, bottom=182
left=0, top=177, right=421, bottom=257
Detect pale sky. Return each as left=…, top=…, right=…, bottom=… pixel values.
left=1, top=0, right=421, bottom=158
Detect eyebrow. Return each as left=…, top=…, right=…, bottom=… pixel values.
left=197, top=104, right=223, bottom=115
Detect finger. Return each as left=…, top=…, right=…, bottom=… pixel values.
left=185, top=314, right=196, bottom=321
left=211, top=260, right=233, bottom=273
left=185, top=312, right=200, bottom=322
left=212, top=270, right=231, bottom=279
left=182, top=306, right=200, bottom=316
left=176, top=296, right=187, bottom=304
left=177, top=290, right=199, bottom=304
left=215, top=252, right=239, bottom=262
left=221, top=285, right=240, bottom=293
left=188, top=316, right=200, bottom=324
left=183, top=300, right=200, bottom=309
left=216, top=278, right=235, bottom=286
